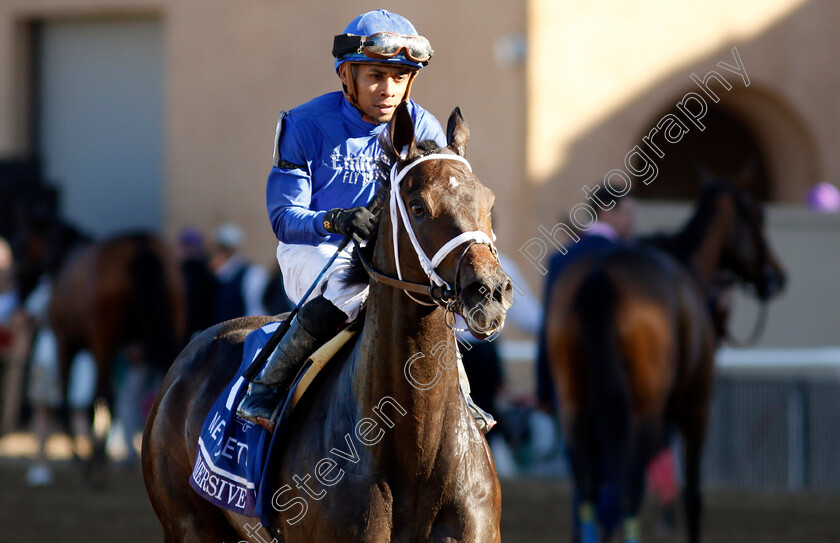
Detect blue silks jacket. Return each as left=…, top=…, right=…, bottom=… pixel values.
left=266, top=92, right=446, bottom=245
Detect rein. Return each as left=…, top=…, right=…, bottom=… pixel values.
left=357, top=153, right=497, bottom=308
left=725, top=302, right=768, bottom=347
left=708, top=273, right=769, bottom=347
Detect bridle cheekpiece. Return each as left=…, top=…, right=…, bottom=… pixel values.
left=355, top=153, right=497, bottom=309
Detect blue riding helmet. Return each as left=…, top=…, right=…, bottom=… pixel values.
left=333, top=10, right=432, bottom=71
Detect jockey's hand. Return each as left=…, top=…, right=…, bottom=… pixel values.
left=323, top=206, right=378, bottom=240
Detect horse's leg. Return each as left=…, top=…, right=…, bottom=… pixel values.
left=152, top=462, right=244, bottom=543
left=680, top=410, right=706, bottom=543
left=567, top=411, right=600, bottom=543
left=85, top=301, right=125, bottom=483
left=147, top=460, right=245, bottom=543
left=52, top=332, right=89, bottom=459
left=88, top=348, right=114, bottom=485
left=618, top=421, right=658, bottom=543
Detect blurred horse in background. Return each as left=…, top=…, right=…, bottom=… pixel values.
left=49, top=231, right=186, bottom=476
left=11, top=184, right=187, bottom=478
left=4, top=169, right=187, bottom=484
left=546, top=173, right=785, bottom=543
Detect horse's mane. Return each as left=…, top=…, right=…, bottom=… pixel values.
left=342, top=139, right=446, bottom=287
left=640, top=179, right=737, bottom=263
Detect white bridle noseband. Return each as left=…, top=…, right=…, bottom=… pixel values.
left=389, top=153, right=496, bottom=306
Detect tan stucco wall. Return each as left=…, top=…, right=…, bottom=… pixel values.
left=0, top=0, right=525, bottom=268
left=526, top=0, right=818, bottom=185
left=523, top=0, right=838, bottom=221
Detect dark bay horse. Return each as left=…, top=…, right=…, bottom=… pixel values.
left=50, top=232, right=186, bottom=469
left=50, top=231, right=187, bottom=397
left=545, top=179, right=786, bottom=543
left=143, top=103, right=512, bottom=542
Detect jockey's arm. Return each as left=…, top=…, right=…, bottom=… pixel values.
left=266, top=164, right=331, bottom=246
left=266, top=110, right=332, bottom=247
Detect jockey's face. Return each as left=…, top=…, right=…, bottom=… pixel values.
left=341, top=64, right=414, bottom=123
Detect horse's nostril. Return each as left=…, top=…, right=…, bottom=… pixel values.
left=503, top=280, right=513, bottom=303
left=477, top=281, right=511, bottom=308
left=761, top=266, right=787, bottom=300
left=492, top=287, right=504, bottom=305
left=488, top=278, right=513, bottom=308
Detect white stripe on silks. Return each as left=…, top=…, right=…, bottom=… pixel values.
left=196, top=437, right=256, bottom=488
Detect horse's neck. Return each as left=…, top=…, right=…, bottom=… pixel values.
left=356, top=280, right=464, bottom=458
left=678, top=197, right=734, bottom=288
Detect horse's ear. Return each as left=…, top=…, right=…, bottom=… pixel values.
left=388, top=101, right=418, bottom=161
left=446, top=106, right=469, bottom=157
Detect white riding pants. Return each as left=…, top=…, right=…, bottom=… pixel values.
left=275, top=241, right=368, bottom=320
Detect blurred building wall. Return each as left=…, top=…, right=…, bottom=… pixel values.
left=525, top=0, right=827, bottom=200
left=520, top=0, right=840, bottom=348
left=0, top=1, right=838, bottom=346
left=0, top=0, right=525, bottom=264
left=36, top=19, right=164, bottom=236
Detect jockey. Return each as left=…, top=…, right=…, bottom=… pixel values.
left=237, top=10, right=496, bottom=431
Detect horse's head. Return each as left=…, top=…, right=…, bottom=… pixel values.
left=710, top=177, right=786, bottom=302
left=373, top=102, right=512, bottom=338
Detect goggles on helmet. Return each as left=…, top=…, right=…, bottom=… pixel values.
left=332, top=32, right=434, bottom=65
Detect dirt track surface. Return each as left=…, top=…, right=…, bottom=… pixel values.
left=2, top=458, right=839, bottom=543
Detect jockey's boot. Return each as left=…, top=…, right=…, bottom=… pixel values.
left=236, top=295, right=347, bottom=430
left=458, top=355, right=496, bottom=434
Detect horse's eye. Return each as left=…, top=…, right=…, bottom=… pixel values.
left=410, top=201, right=425, bottom=216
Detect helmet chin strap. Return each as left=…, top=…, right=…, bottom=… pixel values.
left=403, top=70, right=417, bottom=100
left=339, top=63, right=360, bottom=111
left=338, top=62, right=416, bottom=123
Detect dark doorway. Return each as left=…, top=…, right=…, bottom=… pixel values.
left=638, top=102, right=772, bottom=202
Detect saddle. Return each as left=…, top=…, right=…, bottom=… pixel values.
left=265, top=321, right=361, bottom=429
left=189, top=319, right=359, bottom=517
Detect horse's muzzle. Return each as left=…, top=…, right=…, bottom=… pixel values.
left=459, top=272, right=513, bottom=339
left=758, top=263, right=786, bottom=301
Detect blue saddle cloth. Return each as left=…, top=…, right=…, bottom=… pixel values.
left=189, top=321, right=291, bottom=517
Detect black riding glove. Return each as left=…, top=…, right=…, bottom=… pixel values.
left=323, top=206, right=378, bottom=240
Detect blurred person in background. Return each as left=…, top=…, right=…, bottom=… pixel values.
left=0, top=237, right=25, bottom=435
left=23, top=273, right=96, bottom=486
left=210, top=222, right=268, bottom=324
left=455, top=250, right=543, bottom=473
left=236, top=10, right=500, bottom=431
left=262, top=267, right=294, bottom=316
left=0, top=237, right=17, bottom=350
left=177, top=227, right=217, bottom=338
